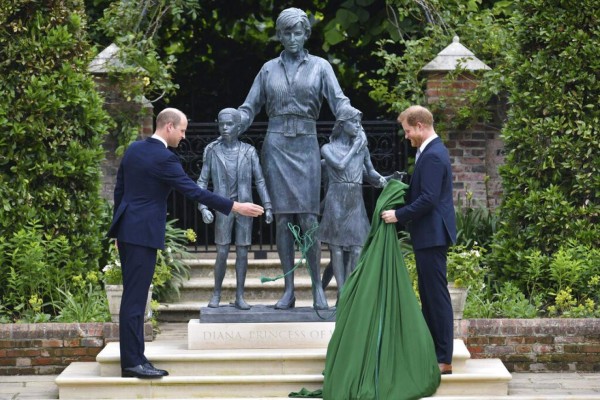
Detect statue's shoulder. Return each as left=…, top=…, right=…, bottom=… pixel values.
left=262, top=57, right=280, bottom=70
left=203, top=140, right=221, bottom=157
left=305, top=52, right=328, bottom=64
left=239, top=141, right=257, bottom=154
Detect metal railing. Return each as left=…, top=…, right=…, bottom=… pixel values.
left=167, top=120, right=409, bottom=253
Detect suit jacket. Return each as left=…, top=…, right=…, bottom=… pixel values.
left=108, top=137, right=233, bottom=249
left=395, top=137, right=456, bottom=250
left=197, top=140, right=271, bottom=210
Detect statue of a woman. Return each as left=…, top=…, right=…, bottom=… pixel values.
left=238, top=8, right=363, bottom=310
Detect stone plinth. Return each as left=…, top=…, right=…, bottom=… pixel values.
left=188, top=319, right=335, bottom=350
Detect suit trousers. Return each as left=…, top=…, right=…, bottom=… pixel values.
left=117, top=241, right=157, bottom=368
left=414, top=245, right=454, bottom=364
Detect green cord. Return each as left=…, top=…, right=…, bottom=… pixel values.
left=260, top=222, right=335, bottom=320
left=259, top=223, right=317, bottom=283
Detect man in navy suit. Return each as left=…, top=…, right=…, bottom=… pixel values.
left=381, top=105, right=457, bottom=375
left=108, top=108, right=264, bottom=379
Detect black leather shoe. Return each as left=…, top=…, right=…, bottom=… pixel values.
left=143, top=362, right=169, bottom=376
left=121, top=364, right=164, bottom=379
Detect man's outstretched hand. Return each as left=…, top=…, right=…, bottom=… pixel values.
left=232, top=202, right=264, bottom=217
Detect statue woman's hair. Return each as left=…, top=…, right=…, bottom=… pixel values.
left=276, top=8, right=311, bottom=38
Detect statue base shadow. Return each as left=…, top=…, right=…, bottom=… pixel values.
left=199, top=304, right=336, bottom=323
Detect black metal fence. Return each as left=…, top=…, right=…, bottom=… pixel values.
left=168, top=120, right=409, bottom=253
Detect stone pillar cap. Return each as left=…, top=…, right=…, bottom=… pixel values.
left=422, top=36, right=490, bottom=72
left=88, top=43, right=146, bottom=74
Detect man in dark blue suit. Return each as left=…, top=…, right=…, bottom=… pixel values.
left=381, top=105, right=456, bottom=375
left=108, top=108, right=264, bottom=379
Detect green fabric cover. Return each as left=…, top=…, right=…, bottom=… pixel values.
left=290, top=180, right=440, bottom=399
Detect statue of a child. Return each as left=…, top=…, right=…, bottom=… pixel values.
left=197, top=108, right=273, bottom=309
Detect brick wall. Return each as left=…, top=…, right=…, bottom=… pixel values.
left=0, top=323, right=151, bottom=376
left=424, top=71, right=505, bottom=210
left=457, top=319, right=600, bottom=372
left=447, top=124, right=504, bottom=209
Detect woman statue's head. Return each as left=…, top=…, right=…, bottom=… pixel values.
left=276, top=8, right=311, bottom=41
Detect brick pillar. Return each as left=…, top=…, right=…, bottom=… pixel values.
left=89, top=44, right=155, bottom=203
left=421, top=37, right=504, bottom=209
left=425, top=74, right=504, bottom=209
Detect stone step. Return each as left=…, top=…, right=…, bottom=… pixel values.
left=94, top=335, right=472, bottom=375
left=158, top=257, right=335, bottom=322
left=55, top=357, right=509, bottom=399
left=185, top=258, right=331, bottom=279
left=96, top=342, right=326, bottom=377
left=176, top=277, right=338, bottom=303
left=56, top=362, right=323, bottom=399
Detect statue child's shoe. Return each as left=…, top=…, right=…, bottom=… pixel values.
left=208, top=294, right=220, bottom=308
left=234, top=298, right=251, bottom=310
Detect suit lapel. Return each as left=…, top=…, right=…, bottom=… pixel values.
left=415, top=137, right=440, bottom=167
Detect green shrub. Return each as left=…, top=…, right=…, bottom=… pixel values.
left=447, top=244, right=487, bottom=289
left=489, top=0, right=599, bottom=282
left=464, top=282, right=540, bottom=319
left=455, top=193, right=498, bottom=250
left=101, top=219, right=194, bottom=302
left=55, top=283, right=110, bottom=323
left=0, top=0, right=111, bottom=321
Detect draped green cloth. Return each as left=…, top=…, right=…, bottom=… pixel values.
left=290, top=180, right=440, bottom=399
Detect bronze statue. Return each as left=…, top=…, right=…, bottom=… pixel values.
left=237, top=8, right=364, bottom=310
left=197, top=108, right=273, bottom=310
left=319, top=108, right=387, bottom=292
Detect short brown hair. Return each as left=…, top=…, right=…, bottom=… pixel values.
left=398, top=105, right=434, bottom=127
left=156, top=108, right=184, bottom=129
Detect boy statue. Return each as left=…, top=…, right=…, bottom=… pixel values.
left=197, top=108, right=273, bottom=310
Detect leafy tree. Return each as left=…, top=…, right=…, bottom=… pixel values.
left=0, top=0, right=111, bottom=320
left=84, top=0, right=404, bottom=121
left=369, top=0, right=515, bottom=123
left=489, top=0, right=600, bottom=286
left=87, top=0, right=199, bottom=154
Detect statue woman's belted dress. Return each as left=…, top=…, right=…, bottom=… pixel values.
left=238, top=50, right=353, bottom=215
